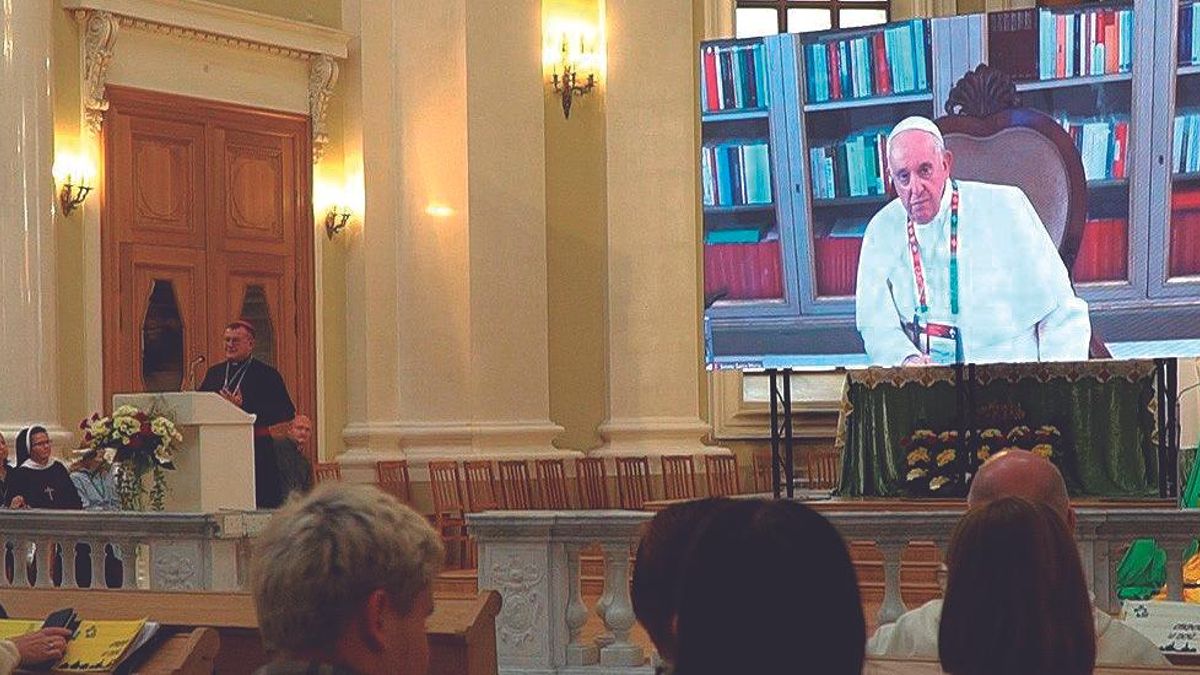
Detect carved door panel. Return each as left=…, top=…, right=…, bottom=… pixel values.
left=108, top=245, right=208, bottom=399
left=105, top=108, right=207, bottom=249
left=208, top=126, right=299, bottom=257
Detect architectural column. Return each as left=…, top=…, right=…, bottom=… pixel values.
left=340, top=0, right=567, bottom=475
left=464, top=0, right=562, bottom=455
left=598, top=0, right=717, bottom=457
left=0, top=1, right=67, bottom=445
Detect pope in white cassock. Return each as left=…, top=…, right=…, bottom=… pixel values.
left=855, top=116, right=1092, bottom=367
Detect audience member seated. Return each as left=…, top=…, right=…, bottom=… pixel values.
left=272, top=414, right=314, bottom=501
left=8, top=426, right=81, bottom=510
left=939, top=496, right=1095, bottom=675
left=250, top=483, right=444, bottom=675
left=0, top=626, right=74, bottom=675
left=672, top=499, right=865, bottom=675
left=868, top=450, right=1167, bottom=667
left=68, top=447, right=123, bottom=588
left=632, top=498, right=730, bottom=673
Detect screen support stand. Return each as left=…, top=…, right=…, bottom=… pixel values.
left=767, top=368, right=796, bottom=500
left=953, top=362, right=977, bottom=481
left=1155, top=358, right=1180, bottom=499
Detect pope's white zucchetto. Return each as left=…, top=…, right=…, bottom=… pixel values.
left=886, top=115, right=945, bottom=151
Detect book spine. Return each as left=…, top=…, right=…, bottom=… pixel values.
left=873, top=31, right=892, bottom=95
left=731, top=47, right=744, bottom=108
left=913, top=20, right=928, bottom=91
left=1182, top=4, right=1193, bottom=65
left=743, top=46, right=759, bottom=108
left=1104, top=10, right=1118, bottom=74
left=703, top=48, right=719, bottom=111
left=720, top=49, right=736, bottom=109
left=805, top=44, right=818, bottom=103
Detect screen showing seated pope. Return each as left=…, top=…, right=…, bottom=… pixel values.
left=700, top=16, right=1200, bottom=370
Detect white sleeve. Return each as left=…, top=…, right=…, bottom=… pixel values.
left=855, top=213, right=920, bottom=366
left=0, top=640, right=18, bottom=675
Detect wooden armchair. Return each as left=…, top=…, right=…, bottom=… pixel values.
left=935, top=63, right=1109, bottom=358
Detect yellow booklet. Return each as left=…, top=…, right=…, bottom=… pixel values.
left=0, top=618, right=148, bottom=672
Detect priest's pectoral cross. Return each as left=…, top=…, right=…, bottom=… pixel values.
left=43, top=485, right=55, bottom=502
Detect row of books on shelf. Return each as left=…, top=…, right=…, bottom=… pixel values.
left=701, top=43, right=769, bottom=113
left=802, top=19, right=929, bottom=104
left=1058, top=117, right=1129, bottom=181
left=1173, top=113, right=1200, bottom=175
left=809, top=132, right=890, bottom=200
left=1035, top=7, right=1133, bottom=81
left=701, top=141, right=773, bottom=208
left=1179, top=2, right=1200, bottom=67
left=703, top=236, right=782, bottom=301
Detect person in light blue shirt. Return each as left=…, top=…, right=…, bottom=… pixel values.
left=68, top=448, right=119, bottom=511
left=68, top=447, right=123, bottom=588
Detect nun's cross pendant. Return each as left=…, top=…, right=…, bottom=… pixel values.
left=43, top=485, right=55, bottom=501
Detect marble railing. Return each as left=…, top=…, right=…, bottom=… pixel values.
left=469, top=508, right=1200, bottom=675
left=0, top=510, right=270, bottom=591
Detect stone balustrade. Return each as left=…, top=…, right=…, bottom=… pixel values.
left=469, top=507, right=1200, bottom=675
left=0, top=510, right=270, bottom=592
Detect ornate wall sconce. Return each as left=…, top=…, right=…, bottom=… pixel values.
left=544, top=22, right=602, bottom=119
left=53, top=154, right=96, bottom=216
left=325, top=205, right=352, bottom=240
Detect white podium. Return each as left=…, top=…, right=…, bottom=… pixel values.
left=112, top=392, right=257, bottom=511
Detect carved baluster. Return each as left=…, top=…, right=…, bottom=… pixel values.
left=876, top=539, right=908, bottom=626
left=34, top=540, right=53, bottom=588
left=593, top=544, right=614, bottom=648
left=62, top=540, right=78, bottom=589
left=565, top=543, right=598, bottom=665
left=598, top=542, right=643, bottom=667
left=123, top=540, right=139, bottom=589
left=16, top=540, right=33, bottom=588
left=91, top=540, right=107, bottom=589
left=1, top=540, right=11, bottom=587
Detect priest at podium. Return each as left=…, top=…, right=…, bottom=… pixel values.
left=199, top=319, right=295, bottom=508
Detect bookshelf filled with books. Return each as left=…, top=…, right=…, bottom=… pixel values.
left=701, top=38, right=794, bottom=317
left=988, top=3, right=1140, bottom=297
left=798, top=19, right=934, bottom=306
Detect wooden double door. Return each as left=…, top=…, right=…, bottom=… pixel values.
left=102, top=87, right=315, bottom=433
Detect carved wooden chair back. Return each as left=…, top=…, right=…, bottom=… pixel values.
left=615, top=456, right=654, bottom=510
left=535, top=458, right=571, bottom=510
left=704, top=454, right=741, bottom=497
left=576, top=457, right=610, bottom=509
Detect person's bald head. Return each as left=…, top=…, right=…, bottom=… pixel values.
left=967, top=451, right=1074, bottom=531
left=289, top=415, right=313, bottom=447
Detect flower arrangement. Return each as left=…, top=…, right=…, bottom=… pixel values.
left=901, top=423, right=1064, bottom=497
left=80, top=404, right=184, bottom=511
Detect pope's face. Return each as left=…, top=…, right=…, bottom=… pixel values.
left=888, top=130, right=953, bottom=225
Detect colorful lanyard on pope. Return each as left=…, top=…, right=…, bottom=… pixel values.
left=905, top=179, right=962, bottom=363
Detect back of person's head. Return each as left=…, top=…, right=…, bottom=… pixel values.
left=251, top=483, right=444, bottom=675
left=632, top=498, right=730, bottom=662
left=967, top=450, right=1074, bottom=529
left=939, top=496, right=1095, bottom=675
left=673, top=499, right=865, bottom=675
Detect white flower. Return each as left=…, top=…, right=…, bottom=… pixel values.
left=114, top=405, right=139, bottom=417
left=102, top=448, right=117, bottom=463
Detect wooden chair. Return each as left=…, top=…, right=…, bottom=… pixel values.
left=615, top=456, right=654, bottom=510
left=313, top=461, right=342, bottom=484
left=936, top=63, right=1108, bottom=358
left=497, top=460, right=538, bottom=510
left=804, top=449, right=842, bottom=490
left=752, top=453, right=774, bottom=493
left=704, top=454, right=741, bottom=497
left=428, top=460, right=469, bottom=568
left=462, top=460, right=503, bottom=512
left=375, top=459, right=412, bottom=504
left=660, top=455, right=697, bottom=501
left=535, top=458, right=571, bottom=509
left=576, top=457, right=610, bottom=509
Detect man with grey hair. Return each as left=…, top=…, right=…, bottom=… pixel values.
left=867, top=451, right=1166, bottom=666
left=251, top=483, right=445, bottom=675
left=855, top=115, right=1090, bottom=366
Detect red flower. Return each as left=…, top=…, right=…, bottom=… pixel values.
left=78, top=418, right=88, bottom=430
left=140, top=422, right=151, bottom=435
left=136, top=412, right=149, bottom=422
left=128, top=435, right=143, bottom=450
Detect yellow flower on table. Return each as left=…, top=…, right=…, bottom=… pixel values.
left=1032, top=443, right=1054, bottom=459
left=930, top=476, right=950, bottom=491
left=906, top=468, right=928, bottom=481
left=936, top=449, right=956, bottom=466
left=907, top=448, right=931, bottom=465
left=976, top=446, right=992, bottom=461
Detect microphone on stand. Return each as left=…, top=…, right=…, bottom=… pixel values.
left=184, top=355, right=206, bottom=392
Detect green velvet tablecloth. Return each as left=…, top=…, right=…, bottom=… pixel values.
left=836, top=361, right=1160, bottom=498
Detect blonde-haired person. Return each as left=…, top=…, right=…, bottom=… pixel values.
left=250, top=483, right=444, bottom=675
